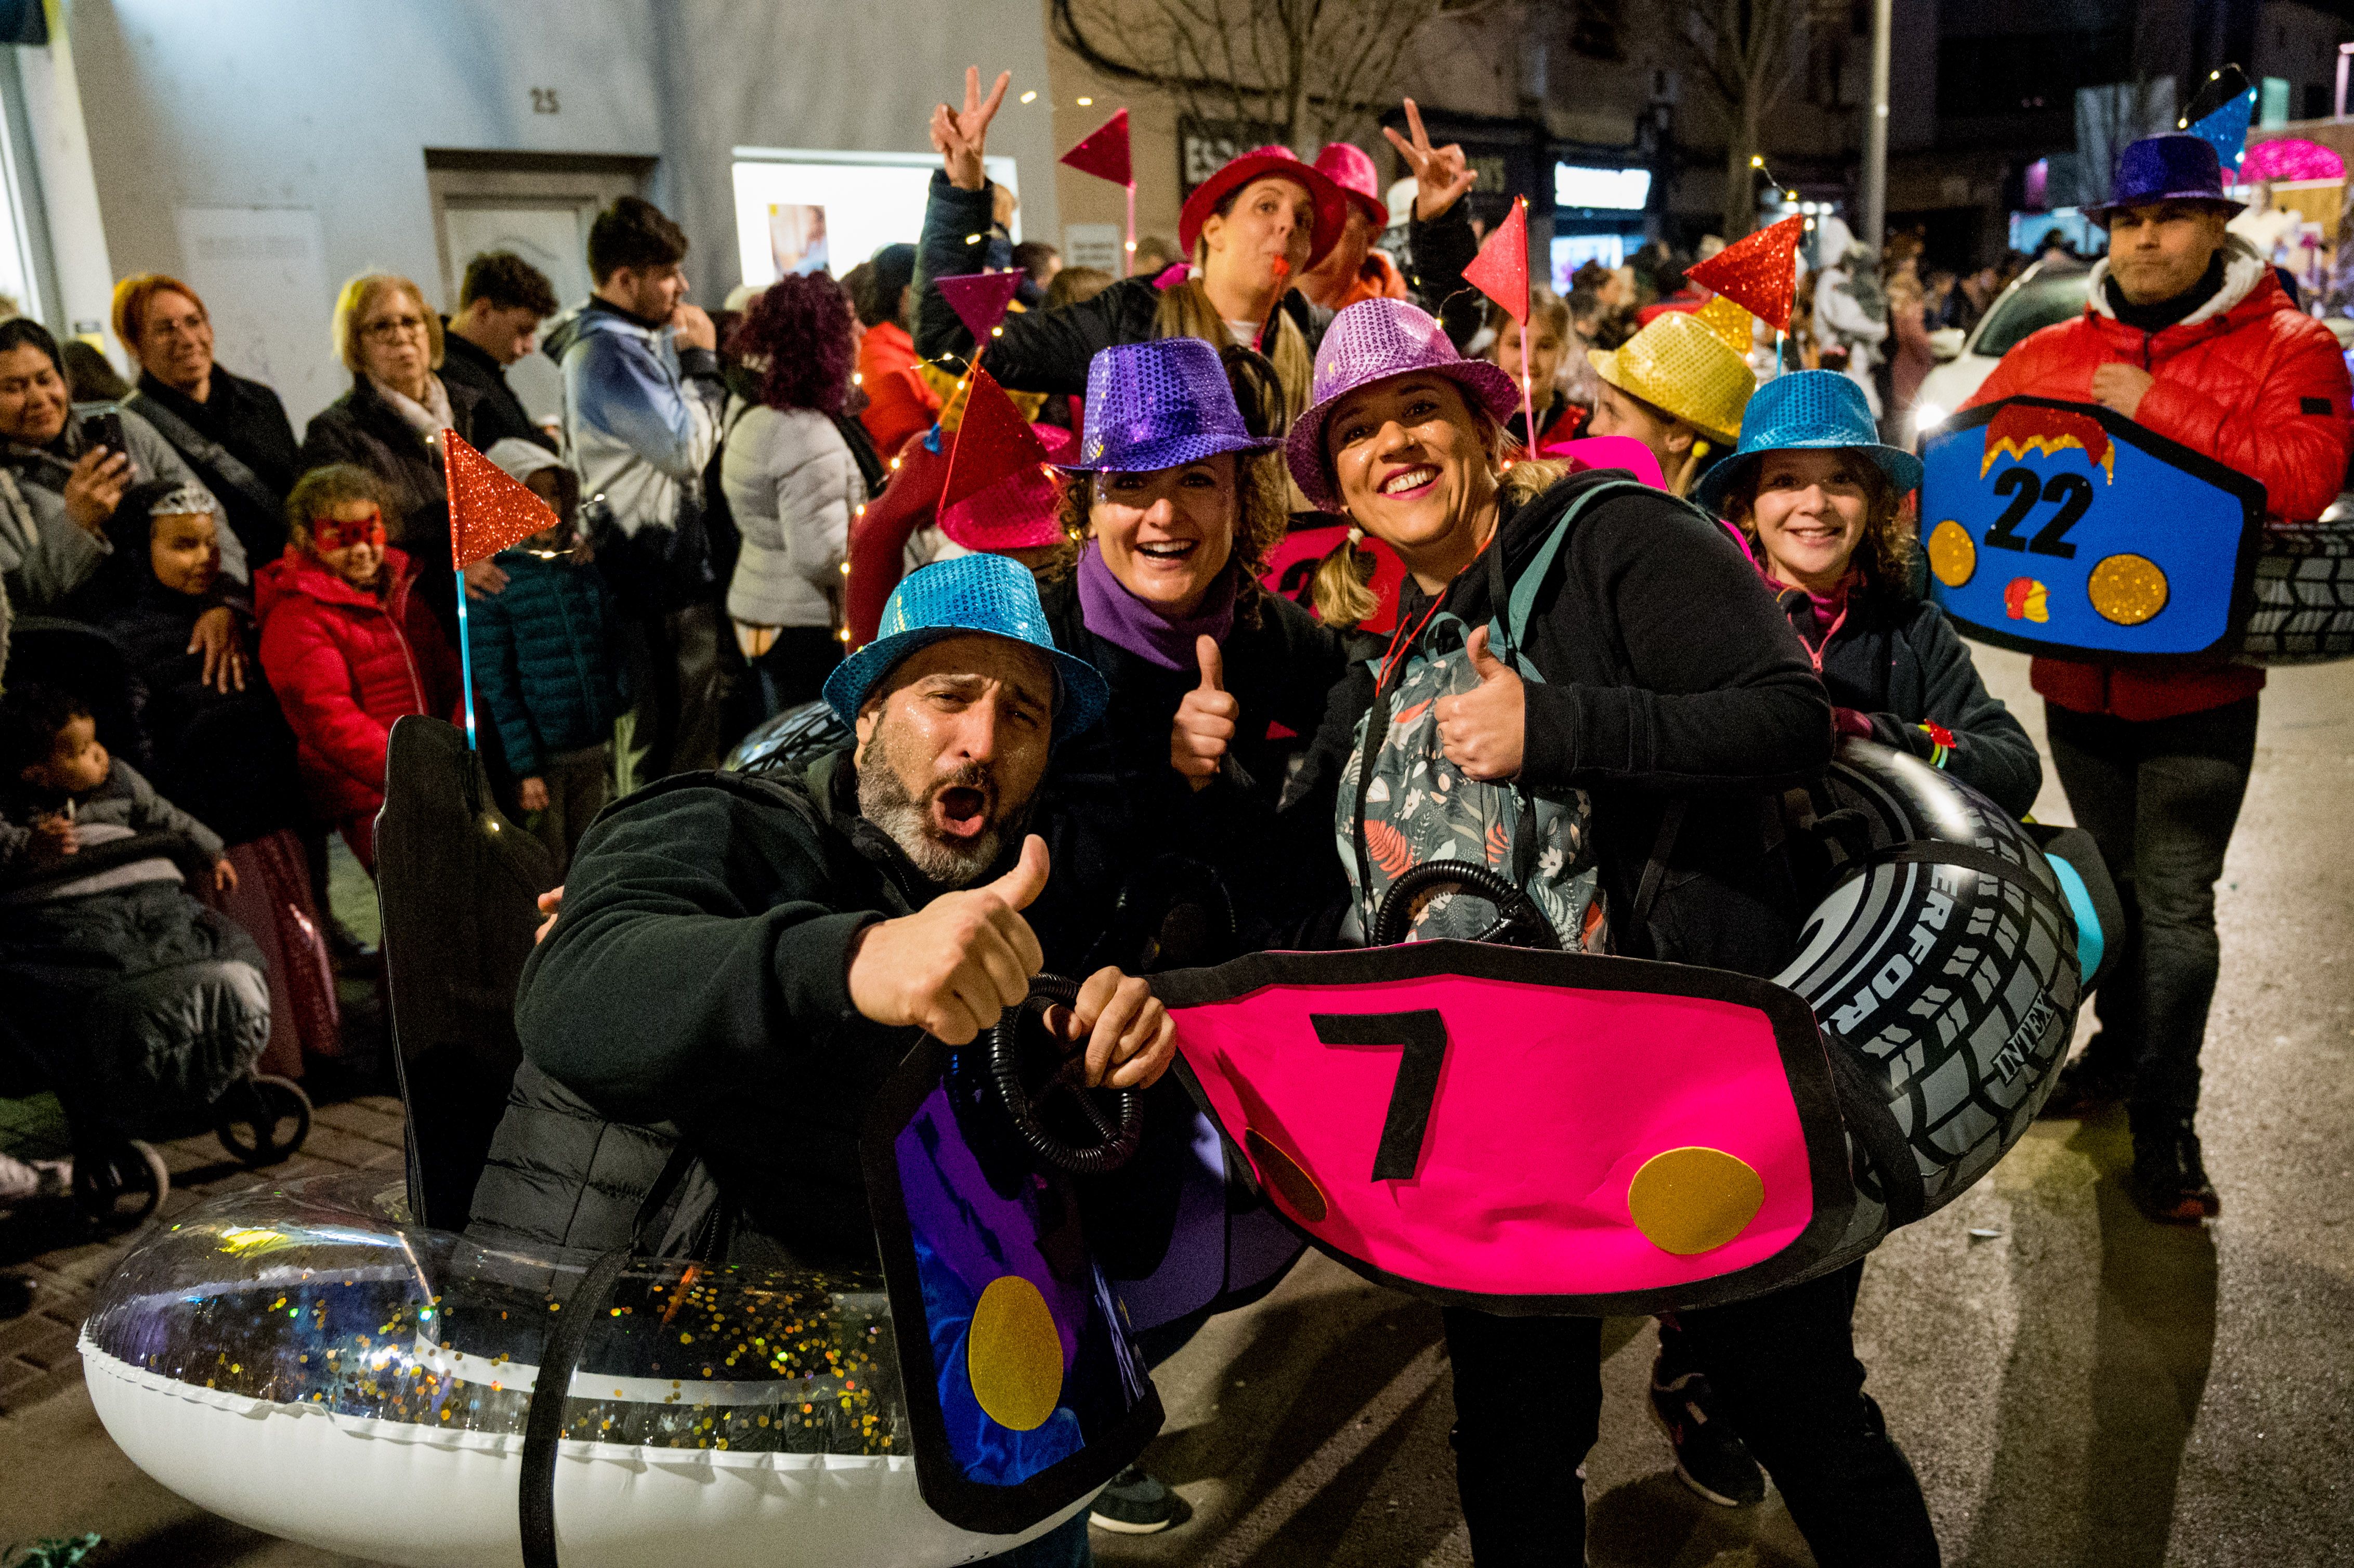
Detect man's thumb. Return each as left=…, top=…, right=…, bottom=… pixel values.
left=1466, top=624, right=1510, bottom=681
left=1196, top=634, right=1225, bottom=693
left=990, top=834, right=1051, bottom=910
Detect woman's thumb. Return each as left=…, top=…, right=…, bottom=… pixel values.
left=1466, top=624, right=1510, bottom=680
left=1196, top=634, right=1225, bottom=693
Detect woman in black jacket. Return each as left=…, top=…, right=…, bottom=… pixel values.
left=914, top=70, right=1484, bottom=420
left=1696, top=369, right=2039, bottom=820
left=299, top=272, right=485, bottom=642
left=1285, top=299, right=1938, bottom=1567
left=1023, top=336, right=1346, bottom=975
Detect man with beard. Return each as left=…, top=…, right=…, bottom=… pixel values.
left=473, top=554, right=1176, bottom=1287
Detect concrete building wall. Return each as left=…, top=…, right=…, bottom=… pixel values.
left=43, top=0, right=1057, bottom=421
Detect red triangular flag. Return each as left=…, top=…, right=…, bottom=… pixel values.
left=940, top=369, right=1049, bottom=516
left=1060, top=108, right=1132, bottom=188
left=1683, top=215, right=1803, bottom=333
left=1461, top=197, right=1529, bottom=324
left=444, top=429, right=557, bottom=568
left=937, top=271, right=1025, bottom=346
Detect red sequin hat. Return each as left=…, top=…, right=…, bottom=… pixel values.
left=1178, top=146, right=1349, bottom=272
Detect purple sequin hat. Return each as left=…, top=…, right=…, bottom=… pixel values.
left=1062, top=338, right=1282, bottom=474
left=2087, top=134, right=2246, bottom=221
left=1285, top=297, right=1520, bottom=509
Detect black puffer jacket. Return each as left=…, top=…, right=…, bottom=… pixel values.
left=1024, top=573, right=1348, bottom=971
left=1299, top=472, right=1834, bottom=977
left=912, top=173, right=1485, bottom=389
left=1783, top=581, right=2041, bottom=820
left=475, top=751, right=959, bottom=1270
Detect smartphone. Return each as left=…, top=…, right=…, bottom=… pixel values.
left=79, top=409, right=125, bottom=456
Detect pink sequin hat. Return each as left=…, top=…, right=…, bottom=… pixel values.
left=938, top=422, right=1075, bottom=553
left=1285, top=297, right=1519, bottom=510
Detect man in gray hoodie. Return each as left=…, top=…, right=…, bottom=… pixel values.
left=541, top=197, right=726, bottom=780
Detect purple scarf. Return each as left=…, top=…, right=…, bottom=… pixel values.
left=1075, top=539, right=1237, bottom=670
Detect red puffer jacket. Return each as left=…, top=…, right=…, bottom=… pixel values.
left=255, top=546, right=461, bottom=820
left=1963, top=245, right=2353, bottom=720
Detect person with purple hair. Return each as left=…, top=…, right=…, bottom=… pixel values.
left=720, top=271, right=869, bottom=715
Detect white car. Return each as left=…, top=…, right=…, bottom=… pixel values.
left=1908, top=260, right=2093, bottom=448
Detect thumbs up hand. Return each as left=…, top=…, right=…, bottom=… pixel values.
left=1434, top=625, right=1525, bottom=781
left=1170, top=633, right=1241, bottom=792
left=847, top=833, right=1050, bottom=1043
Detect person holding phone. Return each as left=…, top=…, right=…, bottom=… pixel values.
left=0, top=319, right=247, bottom=688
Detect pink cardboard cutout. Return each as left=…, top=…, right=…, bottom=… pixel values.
left=1157, top=943, right=1854, bottom=1314
left=937, top=271, right=1025, bottom=346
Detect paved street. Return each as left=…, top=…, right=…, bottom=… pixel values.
left=4, top=647, right=2349, bottom=1567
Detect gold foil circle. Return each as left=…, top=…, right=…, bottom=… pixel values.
left=2087, top=553, right=2168, bottom=625
left=1927, top=519, right=1977, bottom=588
left=966, top=1275, right=1064, bottom=1432
left=1627, top=1146, right=1765, bottom=1256
left=1245, top=1128, right=1329, bottom=1223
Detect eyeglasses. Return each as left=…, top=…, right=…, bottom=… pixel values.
left=312, top=511, right=385, bottom=551
left=361, top=315, right=428, bottom=341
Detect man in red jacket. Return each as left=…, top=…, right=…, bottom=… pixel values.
left=1963, top=134, right=2352, bottom=1221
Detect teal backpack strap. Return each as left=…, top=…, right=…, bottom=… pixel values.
left=1488, top=478, right=1665, bottom=677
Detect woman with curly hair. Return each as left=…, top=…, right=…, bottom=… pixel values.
left=1021, top=337, right=1347, bottom=976
left=720, top=272, right=865, bottom=714
left=1700, top=370, right=2039, bottom=817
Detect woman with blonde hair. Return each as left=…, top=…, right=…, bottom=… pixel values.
left=1583, top=310, right=1756, bottom=499
left=298, top=272, right=486, bottom=638
left=913, top=69, right=1484, bottom=425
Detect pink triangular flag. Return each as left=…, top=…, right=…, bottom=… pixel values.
left=937, top=271, right=1024, bottom=345
left=1060, top=109, right=1132, bottom=188
left=1461, top=197, right=1529, bottom=324
left=444, top=429, right=556, bottom=568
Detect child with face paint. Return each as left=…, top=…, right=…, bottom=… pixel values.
left=254, top=464, right=460, bottom=871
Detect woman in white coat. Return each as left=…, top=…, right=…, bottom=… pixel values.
left=720, top=275, right=869, bottom=715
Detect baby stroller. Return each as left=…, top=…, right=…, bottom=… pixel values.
left=0, top=618, right=311, bottom=1228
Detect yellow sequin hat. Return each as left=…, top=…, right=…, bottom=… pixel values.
left=1586, top=311, right=1757, bottom=446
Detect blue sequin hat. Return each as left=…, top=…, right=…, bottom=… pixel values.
left=822, top=554, right=1108, bottom=743
left=1693, top=369, right=1925, bottom=514
left=1061, top=338, right=1281, bottom=473
left=2087, top=134, right=2245, bottom=221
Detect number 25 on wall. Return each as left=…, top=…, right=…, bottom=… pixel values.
left=530, top=87, right=560, bottom=115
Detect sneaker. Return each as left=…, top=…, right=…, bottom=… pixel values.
left=0, top=1152, right=70, bottom=1207
left=1649, top=1367, right=1766, bottom=1507
left=1089, top=1465, right=1180, bottom=1534
left=2129, top=1110, right=2220, bottom=1223
left=2037, top=1053, right=2134, bottom=1120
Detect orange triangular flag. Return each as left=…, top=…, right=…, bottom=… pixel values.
left=940, top=369, right=1048, bottom=516
left=1683, top=215, right=1803, bottom=333
left=444, top=429, right=558, bottom=568
left=1461, top=197, right=1530, bottom=324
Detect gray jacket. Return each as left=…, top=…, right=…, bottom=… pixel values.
left=718, top=398, right=861, bottom=630
left=0, top=406, right=238, bottom=611
left=1, top=758, right=224, bottom=896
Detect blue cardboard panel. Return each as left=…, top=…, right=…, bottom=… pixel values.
left=1921, top=397, right=2263, bottom=661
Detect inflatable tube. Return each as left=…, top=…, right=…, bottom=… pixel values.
left=723, top=700, right=854, bottom=776
left=2239, top=514, right=2354, bottom=665
left=1772, top=739, right=2085, bottom=1264
left=85, top=1035, right=1163, bottom=1565
left=1153, top=739, right=2094, bottom=1313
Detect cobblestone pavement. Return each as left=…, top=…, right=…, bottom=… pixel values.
left=3, top=650, right=2349, bottom=1567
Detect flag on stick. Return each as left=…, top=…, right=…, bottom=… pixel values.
left=1462, top=197, right=1535, bottom=448
left=937, top=270, right=1025, bottom=351
left=443, top=429, right=559, bottom=749
left=1683, top=215, right=1803, bottom=333
left=940, top=368, right=1049, bottom=520
left=1061, top=108, right=1136, bottom=275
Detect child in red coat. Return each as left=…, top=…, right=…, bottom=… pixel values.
left=255, top=465, right=460, bottom=872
